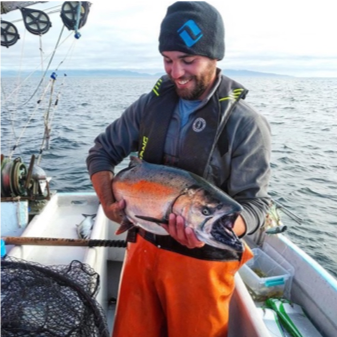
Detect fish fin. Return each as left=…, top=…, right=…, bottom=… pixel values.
left=129, top=156, right=142, bottom=167
left=135, top=215, right=168, bottom=225
left=115, top=220, right=135, bottom=235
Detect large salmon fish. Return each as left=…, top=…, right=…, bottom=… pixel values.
left=112, top=156, right=243, bottom=252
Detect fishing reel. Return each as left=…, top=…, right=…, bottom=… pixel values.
left=1, top=157, right=27, bottom=197
left=1, top=155, right=50, bottom=200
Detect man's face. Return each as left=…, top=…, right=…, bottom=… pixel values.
left=162, top=51, right=217, bottom=100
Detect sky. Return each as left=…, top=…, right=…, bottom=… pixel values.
left=1, top=0, right=337, bottom=77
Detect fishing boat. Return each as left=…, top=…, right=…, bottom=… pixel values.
left=2, top=192, right=337, bottom=336
left=1, top=2, right=337, bottom=337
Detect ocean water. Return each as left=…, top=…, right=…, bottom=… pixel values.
left=1, top=75, right=337, bottom=279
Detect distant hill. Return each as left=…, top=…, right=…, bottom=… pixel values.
left=65, top=69, right=159, bottom=77
left=152, top=69, right=292, bottom=78
left=222, top=69, right=292, bottom=78
left=1, top=68, right=292, bottom=78
left=0, top=69, right=154, bottom=78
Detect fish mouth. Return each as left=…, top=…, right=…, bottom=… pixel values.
left=211, top=212, right=243, bottom=250
left=214, top=212, right=238, bottom=230
left=197, top=212, right=244, bottom=252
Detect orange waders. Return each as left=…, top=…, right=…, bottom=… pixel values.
left=112, top=234, right=253, bottom=337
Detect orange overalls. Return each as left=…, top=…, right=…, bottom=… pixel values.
left=112, top=234, right=253, bottom=337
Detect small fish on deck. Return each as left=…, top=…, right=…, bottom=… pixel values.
left=76, top=214, right=96, bottom=239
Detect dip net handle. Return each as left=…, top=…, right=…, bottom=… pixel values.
left=2, top=236, right=127, bottom=247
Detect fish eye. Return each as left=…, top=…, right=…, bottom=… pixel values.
left=202, top=208, right=211, bottom=216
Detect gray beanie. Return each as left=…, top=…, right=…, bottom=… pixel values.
left=159, top=1, right=225, bottom=60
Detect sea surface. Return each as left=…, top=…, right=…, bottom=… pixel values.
left=1, top=75, right=337, bottom=279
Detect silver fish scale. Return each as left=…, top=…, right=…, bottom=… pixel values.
left=112, top=157, right=243, bottom=251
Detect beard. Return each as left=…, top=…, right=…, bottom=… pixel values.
left=170, top=63, right=216, bottom=100
left=174, top=77, right=206, bottom=100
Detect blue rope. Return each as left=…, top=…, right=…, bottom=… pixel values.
left=74, top=2, right=82, bottom=39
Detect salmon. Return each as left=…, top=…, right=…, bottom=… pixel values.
left=112, top=156, right=243, bottom=252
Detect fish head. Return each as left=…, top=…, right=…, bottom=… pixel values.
left=173, top=185, right=243, bottom=252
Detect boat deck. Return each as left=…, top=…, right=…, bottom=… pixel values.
left=4, top=192, right=337, bottom=337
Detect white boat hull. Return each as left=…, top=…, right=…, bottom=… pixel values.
left=3, top=192, right=337, bottom=336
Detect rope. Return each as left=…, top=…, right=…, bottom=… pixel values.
left=48, top=74, right=67, bottom=127
left=18, top=24, right=66, bottom=108
left=37, top=76, right=56, bottom=165
left=1, top=30, right=74, bottom=107
left=1, top=81, right=17, bottom=157
left=3, top=4, right=82, bottom=159
left=36, top=71, right=68, bottom=165
left=4, top=36, right=77, bottom=160
left=9, top=81, right=52, bottom=159
left=39, top=34, right=44, bottom=71
left=74, top=2, right=82, bottom=38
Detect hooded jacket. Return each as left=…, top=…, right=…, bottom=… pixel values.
left=87, top=71, right=271, bottom=235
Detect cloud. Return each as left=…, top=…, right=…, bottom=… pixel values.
left=1, top=0, right=337, bottom=77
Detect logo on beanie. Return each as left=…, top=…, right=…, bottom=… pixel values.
left=177, top=20, right=203, bottom=47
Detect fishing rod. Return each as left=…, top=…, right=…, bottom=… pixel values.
left=2, top=236, right=127, bottom=248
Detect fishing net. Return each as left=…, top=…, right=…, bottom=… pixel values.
left=1, top=257, right=110, bottom=337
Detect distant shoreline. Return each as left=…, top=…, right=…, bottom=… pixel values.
left=1, top=68, right=293, bottom=78
left=2, top=69, right=335, bottom=79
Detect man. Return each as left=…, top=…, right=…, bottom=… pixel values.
left=87, top=2, right=271, bottom=336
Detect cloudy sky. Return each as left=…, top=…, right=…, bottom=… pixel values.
left=1, top=0, right=337, bottom=77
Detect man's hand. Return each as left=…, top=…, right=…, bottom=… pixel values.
left=102, top=199, right=126, bottom=224
left=232, top=215, right=246, bottom=237
left=161, top=214, right=205, bottom=249
left=91, top=171, right=126, bottom=223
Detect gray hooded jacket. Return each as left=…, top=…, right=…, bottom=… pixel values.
left=87, top=71, right=271, bottom=235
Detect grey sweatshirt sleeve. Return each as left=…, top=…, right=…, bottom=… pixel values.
left=86, top=93, right=150, bottom=176
left=227, top=100, right=271, bottom=235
